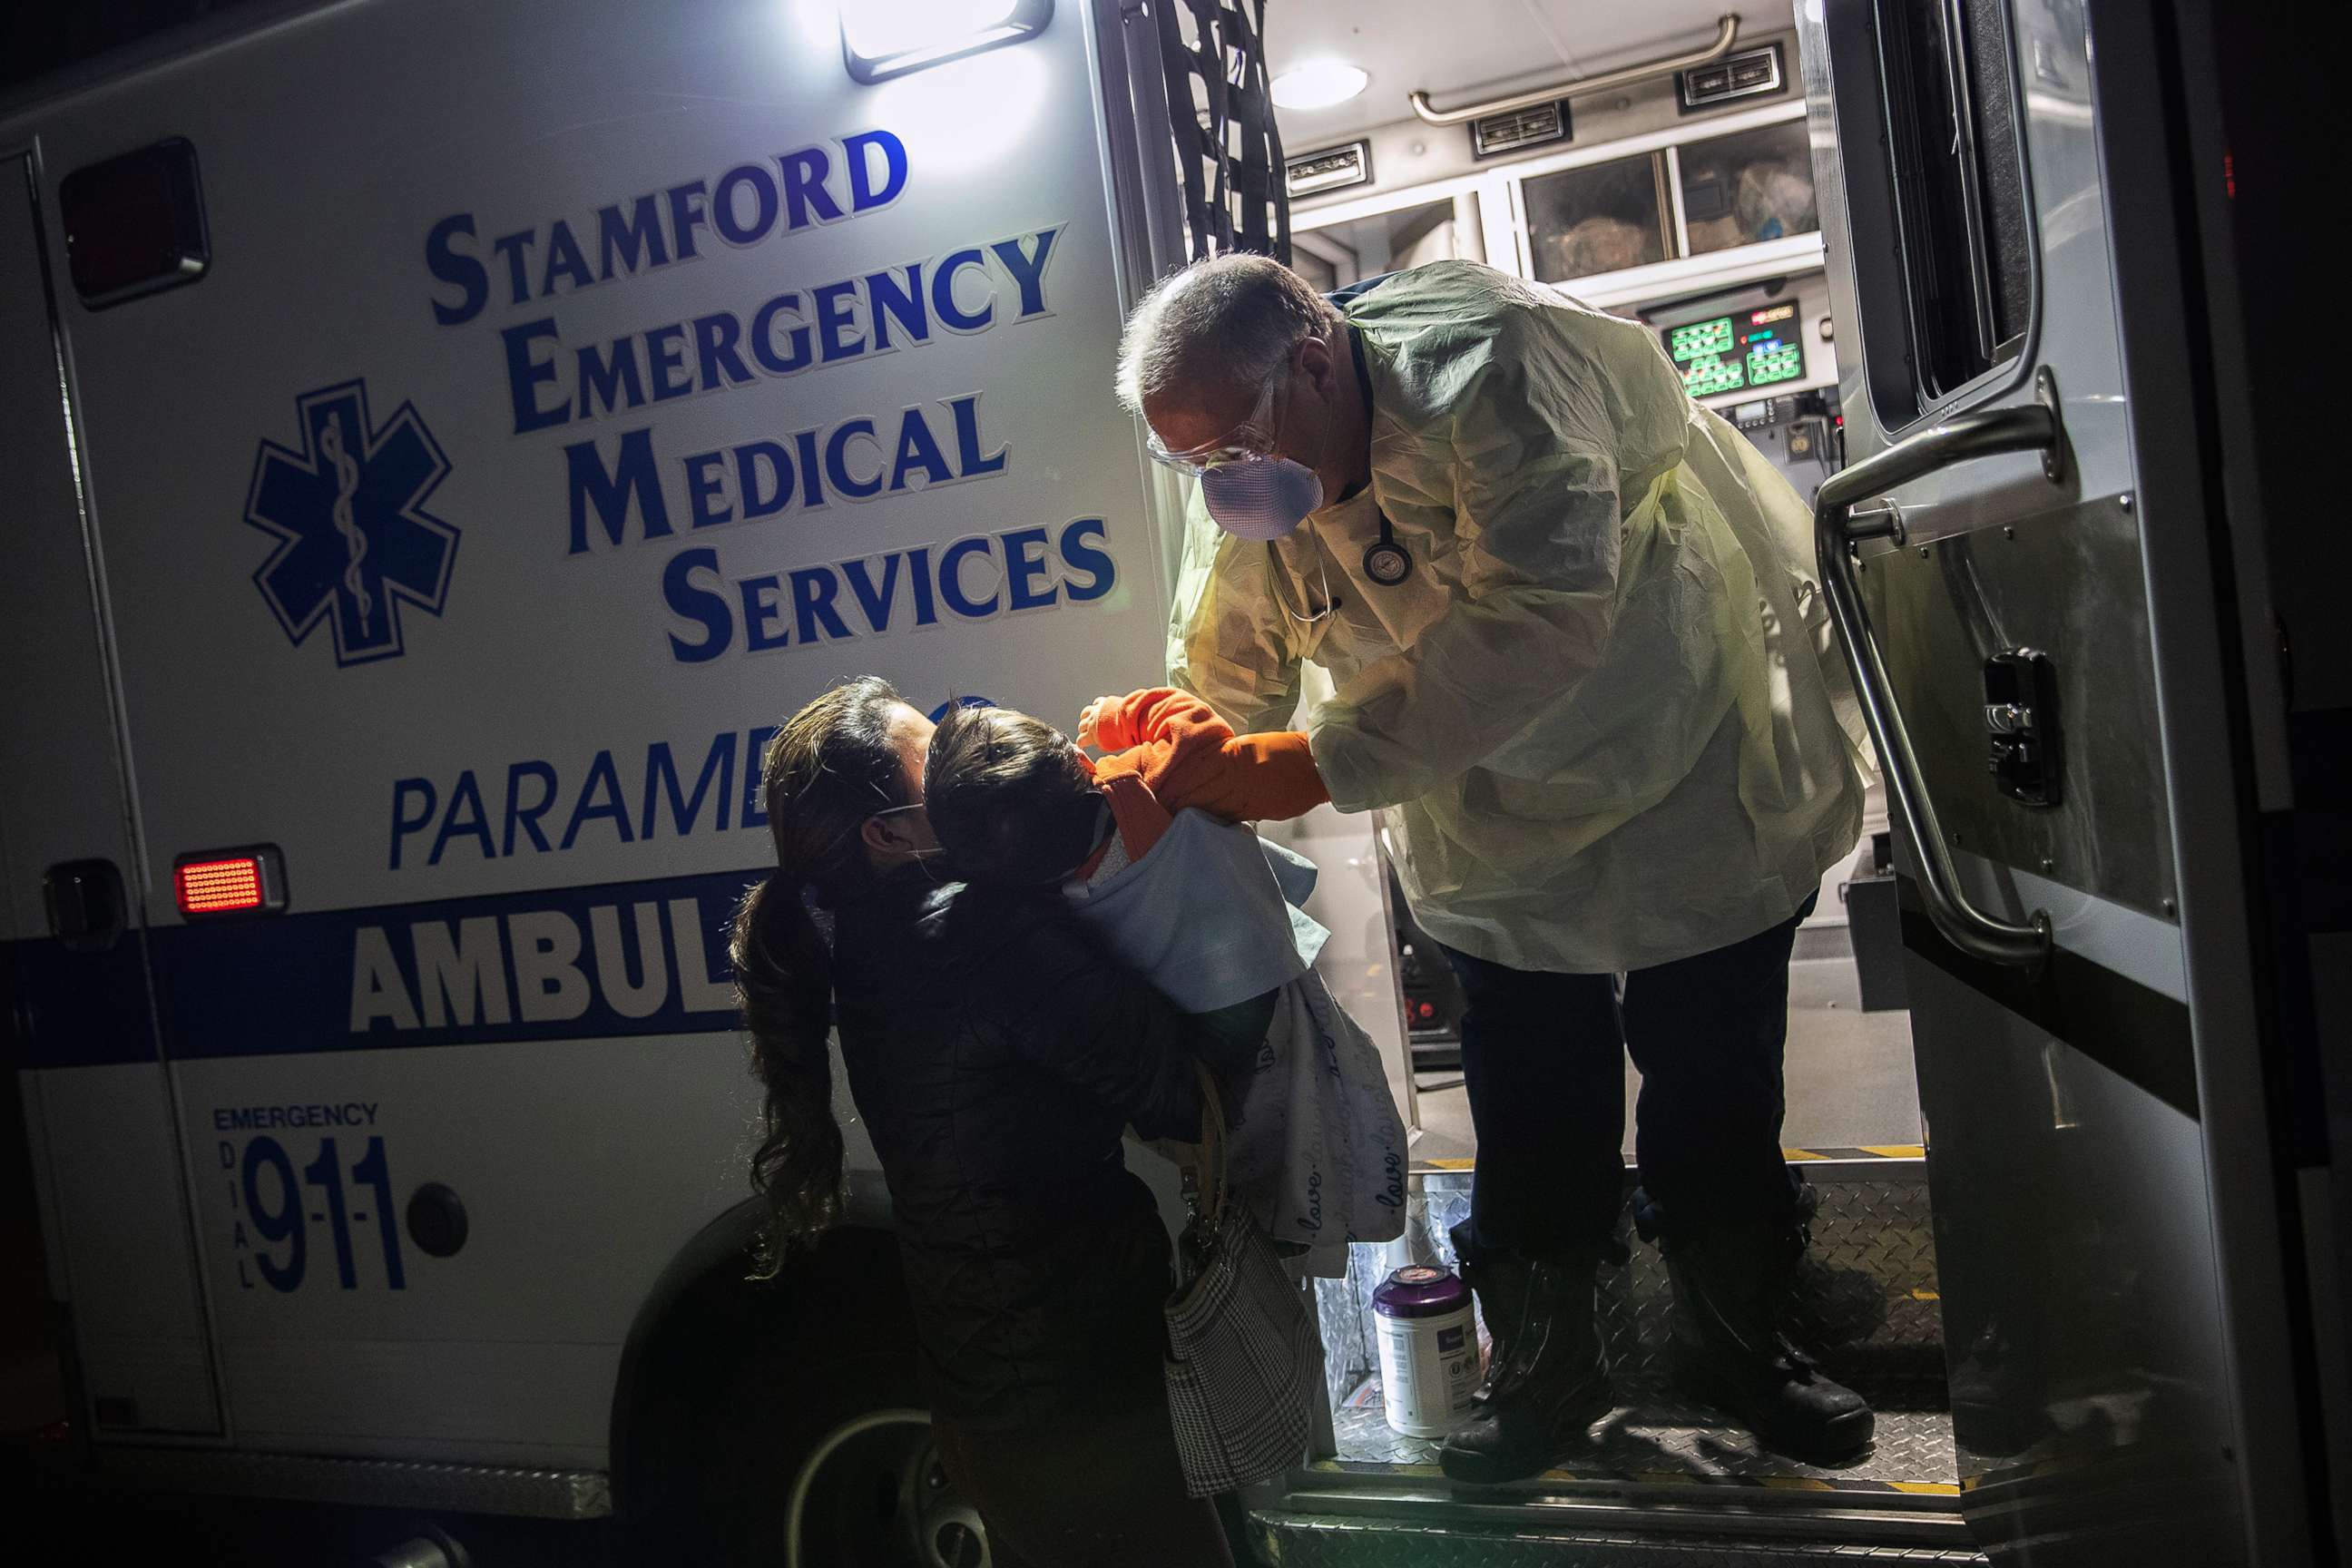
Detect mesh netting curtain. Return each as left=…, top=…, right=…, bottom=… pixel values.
left=1151, top=0, right=1291, bottom=266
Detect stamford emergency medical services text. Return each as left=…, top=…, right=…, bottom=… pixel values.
left=423, top=129, right=1114, bottom=667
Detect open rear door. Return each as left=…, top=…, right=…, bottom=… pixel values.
left=1798, top=2, right=2329, bottom=1563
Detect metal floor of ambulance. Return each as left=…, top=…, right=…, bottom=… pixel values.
left=1252, top=1164, right=1992, bottom=1565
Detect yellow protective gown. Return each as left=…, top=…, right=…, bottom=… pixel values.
left=1167, top=261, right=1871, bottom=973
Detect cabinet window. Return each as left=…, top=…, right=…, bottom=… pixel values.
left=1680, top=120, right=1818, bottom=256
left=1290, top=247, right=1339, bottom=293
left=1524, top=153, right=1674, bottom=283
left=1295, top=196, right=1473, bottom=291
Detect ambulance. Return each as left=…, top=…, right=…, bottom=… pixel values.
left=0, top=1, right=2338, bottom=1564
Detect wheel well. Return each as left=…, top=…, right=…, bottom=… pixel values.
left=609, top=1176, right=907, bottom=1521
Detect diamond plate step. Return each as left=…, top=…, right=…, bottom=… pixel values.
left=1284, top=1157, right=1960, bottom=1563
left=1250, top=1511, right=1988, bottom=1567
left=1322, top=1403, right=1959, bottom=1490
left=1254, top=1447, right=1981, bottom=1566
left=1316, top=1162, right=1946, bottom=1416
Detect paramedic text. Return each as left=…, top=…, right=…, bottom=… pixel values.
left=392, top=724, right=782, bottom=871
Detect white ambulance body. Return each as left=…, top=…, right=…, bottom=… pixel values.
left=1, top=0, right=1393, bottom=1536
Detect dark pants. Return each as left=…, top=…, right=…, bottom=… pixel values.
left=934, top=1393, right=1235, bottom=1568
left=1442, top=897, right=1814, bottom=1262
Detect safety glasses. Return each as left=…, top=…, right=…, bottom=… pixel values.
left=1143, top=361, right=1292, bottom=474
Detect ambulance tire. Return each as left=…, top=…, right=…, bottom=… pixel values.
left=617, top=1223, right=968, bottom=1567
left=770, top=1364, right=976, bottom=1568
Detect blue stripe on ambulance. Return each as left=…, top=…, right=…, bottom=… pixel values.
left=9, top=865, right=760, bottom=1068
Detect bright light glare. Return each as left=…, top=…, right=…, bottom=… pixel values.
left=843, top=0, right=1022, bottom=58
left=1270, top=60, right=1369, bottom=111
left=868, top=43, right=1047, bottom=174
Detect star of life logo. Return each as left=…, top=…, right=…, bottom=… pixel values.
left=245, top=380, right=457, bottom=666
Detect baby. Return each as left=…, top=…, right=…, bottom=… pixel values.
left=924, top=690, right=1407, bottom=1257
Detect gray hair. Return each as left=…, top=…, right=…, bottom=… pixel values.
left=1114, top=253, right=1343, bottom=416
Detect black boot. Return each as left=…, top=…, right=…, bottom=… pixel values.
left=1662, top=1221, right=1874, bottom=1463
left=1447, top=1220, right=1521, bottom=1389
left=1438, top=1240, right=1612, bottom=1485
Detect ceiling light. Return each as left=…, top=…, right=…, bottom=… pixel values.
left=1270, top=61, right=1369, bottom=112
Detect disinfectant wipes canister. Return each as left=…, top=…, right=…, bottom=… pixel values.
left=1373, top=1264, right=1480, bottom=1436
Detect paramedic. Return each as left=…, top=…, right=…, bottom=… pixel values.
left=1119, top=256, right=1875, bottom=1477
left=733, top=677, right=1267, bottom=1567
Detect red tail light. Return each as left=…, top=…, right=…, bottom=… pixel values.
left=172, top=847, right=288, bottom=917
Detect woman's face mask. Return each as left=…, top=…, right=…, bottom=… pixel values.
left=1149, top=355, right=1325, bottom=541
left=867, top=802, right=947, bottom=864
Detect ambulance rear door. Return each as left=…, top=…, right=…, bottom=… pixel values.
left=1799, top=0, right=2323, bottom=1562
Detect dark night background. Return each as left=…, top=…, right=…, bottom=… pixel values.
left=3, top=1, right=269, bottom=93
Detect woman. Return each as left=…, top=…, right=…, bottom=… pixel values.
left=732, top=676, right=1268, bottom=1568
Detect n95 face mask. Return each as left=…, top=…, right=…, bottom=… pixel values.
left=1200, top=456, right=1325, bottom=542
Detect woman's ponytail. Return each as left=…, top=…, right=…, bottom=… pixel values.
left=735, top=872, right=844, bottom=1271
left=737, top=675, right=914, bottom=1276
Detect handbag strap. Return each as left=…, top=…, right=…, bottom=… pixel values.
left=1188, top=1058, right=1230, bottom=1225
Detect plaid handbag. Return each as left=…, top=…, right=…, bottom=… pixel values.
left=1161, top=1062, right=1318, bottom=1497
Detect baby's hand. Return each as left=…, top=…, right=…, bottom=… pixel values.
left=1076, top=695, right=1121, bottom=750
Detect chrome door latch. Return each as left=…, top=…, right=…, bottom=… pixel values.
left=1984, top=650, right=2060, bottom=807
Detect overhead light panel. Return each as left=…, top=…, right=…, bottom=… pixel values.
left=840, top=0, right=1053, bottom=83
left=1286, top=140, right=1375, bottom=198
left=1271, top=61, right=1369, bottom=111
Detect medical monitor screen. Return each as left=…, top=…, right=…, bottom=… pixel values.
left=1661, top=302, right=1806, bottom=397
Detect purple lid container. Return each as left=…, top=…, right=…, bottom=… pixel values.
left=1373, top=1264, right=1470, bottom=1319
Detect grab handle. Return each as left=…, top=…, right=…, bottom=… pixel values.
left=1814, top=386, right=2063, bottom=972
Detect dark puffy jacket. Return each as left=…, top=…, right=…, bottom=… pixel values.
left=830, top=868, right=1269, bottom=1431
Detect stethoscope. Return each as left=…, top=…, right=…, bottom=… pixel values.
left=1265, top=510, right=1410, bottom=626
left=1344, top=326, right=1415, bottom=590
left=1362, top=516, right=1411, bottom=586
left=1267, top=331, right=1414, bottom=625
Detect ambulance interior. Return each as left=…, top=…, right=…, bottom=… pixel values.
left=1233, top=0, right=1942, bottom=1504
left=1265, top=0, right=1889, bottom=1148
